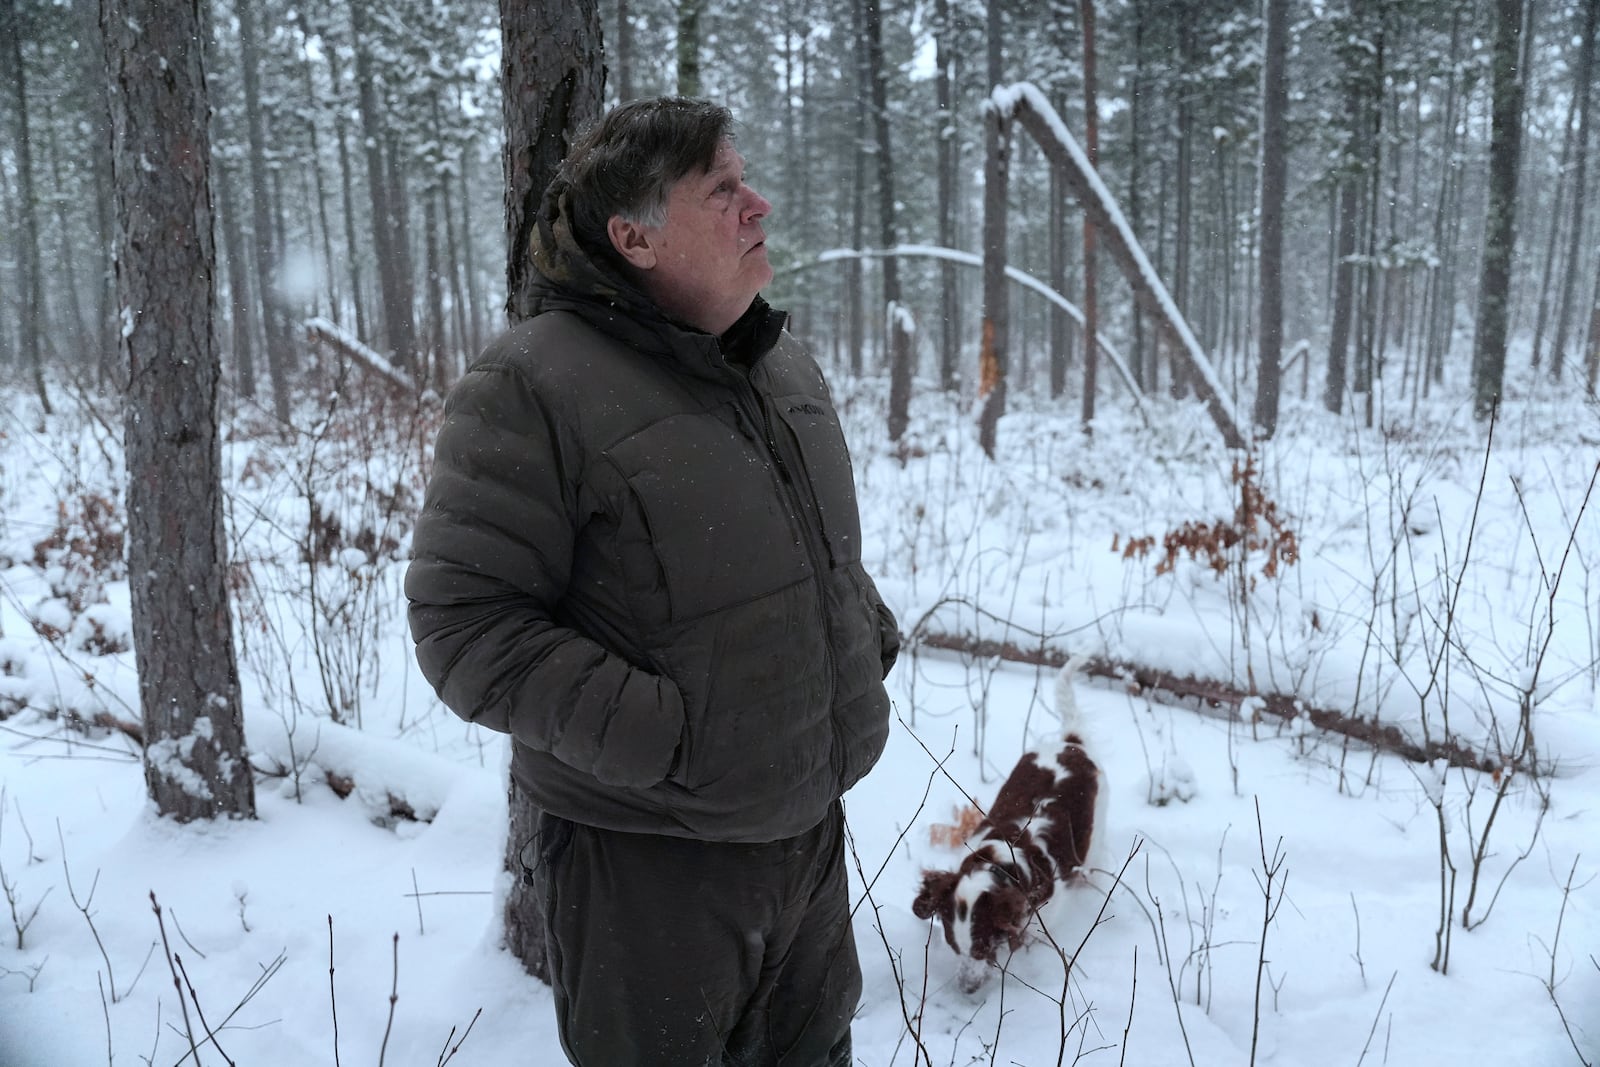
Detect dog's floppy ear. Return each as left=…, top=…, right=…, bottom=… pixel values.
left=912, top=870, right=958, bottom=920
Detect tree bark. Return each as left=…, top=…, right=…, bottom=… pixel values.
left=2, top=0, right=51, bottom=414
left=351, top=0, right=417, bottom=368
left=864, top=0, right=913, bottom=441
left=1549, top=0, right=1598, bottom=380
left=677, top=0, right=703, bottom=96
left=1472, top=0, right=1526, bottom=419
left=1253, top=0, right=1288, bottom=437
left=498, top=0, right=604, bottom=982
left=1079, top=0, right=1099, bottom=436
left=102, top=0, right=255, bottom=822
left=235, top=0, right=293, bottom=422
left=936, top=0, right=960, bottom=393
left=977, top=0, right=1008, bottom=458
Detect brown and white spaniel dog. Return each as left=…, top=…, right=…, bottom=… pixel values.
left=913, top=659, right=1106, bottom=992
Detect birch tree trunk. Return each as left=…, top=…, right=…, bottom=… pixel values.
left=103, top=0, right=255, bottom=823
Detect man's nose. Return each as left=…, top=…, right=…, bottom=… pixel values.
left=741, top=187, right=771, bottom=223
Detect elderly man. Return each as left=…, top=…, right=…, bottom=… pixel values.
left=406, top=97, right=899, bottom=1066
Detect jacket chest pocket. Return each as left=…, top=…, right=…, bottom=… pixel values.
left=770, top=396, right=863, bottom=567
left=605, top=412, right=813, bottom=624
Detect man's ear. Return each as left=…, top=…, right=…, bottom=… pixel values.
left=607, top=215, right=657, bottom=271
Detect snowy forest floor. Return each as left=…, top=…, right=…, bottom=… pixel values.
left=1, top=358, right=1598, bottom=1066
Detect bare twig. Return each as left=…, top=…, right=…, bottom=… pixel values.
left=411, top=868, right=425, bottom=936
left=328, top=916, right=342, bottom=1067
left=434, top=1007, right=483, bottom=1066
left=377, top=933, right=399, bottom=1067
left=1118, top=946, right=1137, bottom=1067
left=175, top=953, right=235, bottom=1066
left=1249, top=799, right=1287, bottom=1067
left=98, top=971, right=113, bottom=1067
left=1354, top=970, right=1397, bottom=1066
left=151, top=893, right=202, bottom=1067
left=61, top=821, right=119, bottom=1000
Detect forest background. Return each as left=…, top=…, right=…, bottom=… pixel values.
left=3, top=0, right=1600, bottom=1062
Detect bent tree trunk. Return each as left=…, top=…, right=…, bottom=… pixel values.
left=103, top=0, right=255, bottom=822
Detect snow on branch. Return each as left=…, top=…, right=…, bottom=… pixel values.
left=989, top=83, right=1247, bottom=449
left=813, top=244, right=1147, bottom=414
left=304, top=317, right=416, bottom=391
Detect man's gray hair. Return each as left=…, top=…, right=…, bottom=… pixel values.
left=561, top=97, right=734, bottom=252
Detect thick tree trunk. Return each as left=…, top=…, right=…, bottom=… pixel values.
left=103, top=0, right=255, bottom=822
left=1472, top=0, right=1526, bottom=418
left=1254, top=0, right=1288, bottom=437
left=498, top=0, right=604, bottom=983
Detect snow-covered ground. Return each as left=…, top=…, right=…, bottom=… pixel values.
left=1, top=363, right=1596, bottom=1066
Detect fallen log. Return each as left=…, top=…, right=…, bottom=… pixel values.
left=915, top=630, right=1502, bottom=774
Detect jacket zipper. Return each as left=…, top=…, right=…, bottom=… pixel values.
left=733, top=376, right=844, bottom=784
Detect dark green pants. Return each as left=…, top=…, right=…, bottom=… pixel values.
left=535, top=803, right=859, bottom=1066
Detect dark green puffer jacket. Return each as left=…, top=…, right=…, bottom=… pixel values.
left=405, top=178, right=898, bottom=843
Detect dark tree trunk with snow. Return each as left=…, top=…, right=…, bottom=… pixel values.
left=499, top=0, right=604, bottom=982
left=1471, top=0, right=1525, bottom=419
left=235, top=0, right=292, bottom=421
left=1253, top=0, right=1288, bottom=436
left=2, top=0, right=51, bottom=414
left=1549, top=0, right=1597, bottom=381
left=102, top=0, right=255, bottom=823
left=1079, top=0, right=1099, bottom=435
left=977, top=0, right=1008, bottom=458
left=864, top=0, right=913, bottom=441
left=677, top=0, right=703, bottom=96
left=935, top=0, right=960, bottom=393
left=351, top=0, right=417, bottom=370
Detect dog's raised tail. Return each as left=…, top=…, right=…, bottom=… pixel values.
left=1055, top=654, right=1089, bottom=737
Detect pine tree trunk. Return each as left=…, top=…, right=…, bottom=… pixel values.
left=2, top=0, right=51, bottom=414
left=864, top=0, right=912, bottom=441
left=1253, top=0, right=1288, bottom=437
left=977, top=0, right=1008, bottom=459
left=1472, top=0, right=1526, bottom=418
left=351, top=0, right=417, bottom=367
left=1549, top=0, right=1598, bottom=380
left=214, top=158, right=258, bottom=398
left=236, top=0, right=293, bottom=421
left=936, top=0, right=960, bottom=393
left=1079, top=0, right=1099, bottom=435
left=326, top=42, right=370, bottom=343
left=498, top=0, right=604, bottom=983
left=103, top=0, right=255, bottom=823
left=677, top=0, right=703, bottom=96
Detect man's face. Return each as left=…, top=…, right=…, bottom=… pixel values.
left=615, top=140, right=774, bottom=336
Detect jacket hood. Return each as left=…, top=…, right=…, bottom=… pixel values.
left=527, top=174, right=786, bottom=373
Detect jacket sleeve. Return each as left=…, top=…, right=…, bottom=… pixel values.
left=405, top=359, right=684, bottom=790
